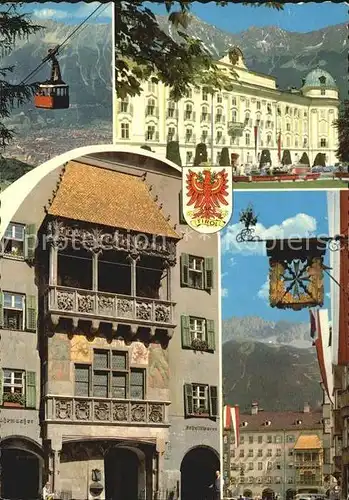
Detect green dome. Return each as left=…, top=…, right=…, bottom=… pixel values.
left=303, top=68, right=337, bottom=89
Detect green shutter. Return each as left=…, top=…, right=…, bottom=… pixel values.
left=206, top=319, right=215, bottom=351
left=26, top=295, right=37, bottom=331
left=204, top=257, right=214, bottom=290
left=25, top=371, right=36, bottom=409
left=184, top=383, right=193, bottom=417
left=0, top=369, right=3, bottom=406
left=24, top=224, right=37, bottom=262
left=0, top=291, right=3, bottom=328
left=209, top=385, right=218, bottom=417
left=181, top=315, right=191, bottom=348
left=180, top=253, right=189, bottom=287
left=178, top=190, right=187, bottom=225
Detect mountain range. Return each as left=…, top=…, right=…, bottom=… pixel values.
left=3, top=15, right=347, bottom=133
left=223, top=339, right=322, bottom=412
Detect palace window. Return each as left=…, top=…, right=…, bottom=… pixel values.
left=216, top=109, right=223, bottom=123
left=257, top=101, right=261, bottom=110
left=321, top=88, right=326, bottom=95
left=202, top=88, right=208, bottom=101
left=258, top=449, right=263, bottom=457
left=267, top=449, right=272, bottom=457
left=286, top=106, right=290, bottom=115
left=240, top=449, right=245, bottom=458
left=275, top=435, right=283, bottom=443
left=245, top=133, right=250, bottom=146
left=248, top=449, right=253, bottom=457
left=120, top=98, right=129, bottom=113
left=146, top=98, right=156, bottom=116
left=167, top=126, right=176, bottom=142
left=185, top=88, right=193, bottom=98
left=216, top=152, right=221, bottom=164
left=244, top=113, right=250, bottom=125
left=240, top=436, right=245, bottom=444
left=201, top=130, right=208, bottom=143
left=286, top=123, right=291, bottom=132
left=287, top=478, right=294, bottom=484
left=231, top=110, right=237, bottom=123
left=180, top=254, right=214, bottom=290
left=320, top=138, right=327, bottom=148
left=286, top=136, right=291, bottom=147
left=258, top=435, right=263, bottom=443
left=267, top=462, right=272, bottom=470
left=120, top=122, right=129, bottom=140
left=267, top=135, right=272, bottom=146
left=167, top=101, right=176, bottom=118
left=246, top=99, right=250, bottom=108
left=267, top=435, right=272, bottom=443
left=185, top=104, right=193, bottom=120
left=146, top=125, right=157, bottom=141
left=74, top=350, right=145, bottom=400
left=148, top=79, right=156, bottom=93
left=181, top=315, right=215, bottom=351
left=276, top=448, right=282, bottom=456
left=249, top=435, right=253, bottom=444
left=216, top=130, right=223, bottom=143
left=184, top=383, right=218, bottom=418
left=216, top=93, right=222, bottom=103
left=232, top=97, right=237, bottom=106
left=267, top=104, right=272, bottom=114
left=2, top=222, right=25, bottom=258
left=248, top=463, right=253, bottom=470
left=258, top=463, right=263, bottom=470
left=186, top=151, right=193, bottom=164
left=185, top=128, right=194, bottom=143
left=201, top=106, right=209, bottom=122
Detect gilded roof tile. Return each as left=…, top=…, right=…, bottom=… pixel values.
left=294, top=434, right=322, bottom=450
left=48, top=161, right=180, bottom=239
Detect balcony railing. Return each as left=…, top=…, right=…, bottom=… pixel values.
left=45, top=395, right=170, bottom=426
left=45, top=285, right=175, bottom=327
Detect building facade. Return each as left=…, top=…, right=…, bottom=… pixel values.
left=0, top=150, right=220, bottom=500
left=223, top=403, right=327, bottom=500
left=114, top=48, right=340, bottom=168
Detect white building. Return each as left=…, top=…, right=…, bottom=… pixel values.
left=114, top=48, right=340, bottom=168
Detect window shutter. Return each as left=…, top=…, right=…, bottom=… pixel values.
left=180, top=254, right=189, bottom=287
left=0, top=369, right=3, bottom=406
left=24, top=224, right=36, bottom=262
left=181, top=315, right=191, bottom=348
left=206, top=319, right=215, bottom=351
left=0, top=291, right=3, bottom=328
left=204, top=257, right=214, bottom=290
left=184, top=384, right=193, bottom=417
left=26, top=371, right=36, bottom=408
left=178, top=191, right=187, bottom=225
left=209, top=385, right=218, bottom=417
left=26, top=295, right=37, bottom=331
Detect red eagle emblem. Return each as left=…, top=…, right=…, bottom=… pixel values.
left=186, top=168, right=229, bottom=219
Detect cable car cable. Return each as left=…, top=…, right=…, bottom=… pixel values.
left=20, top=3, right=105, bottom=86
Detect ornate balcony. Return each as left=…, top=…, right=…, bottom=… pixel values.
left=45, top=285, right=176, bottom=333
left=45, top=395, right=170, bottom=426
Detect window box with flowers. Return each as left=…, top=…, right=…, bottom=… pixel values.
left=3, top=392, right=25, bottom=408
left=181, top=315, right=215, bottom=352
left=184, top=383, right=218, bottom=420
left=191, top=338, right=209, bottom=351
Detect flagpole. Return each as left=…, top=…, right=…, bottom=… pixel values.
left=211, top=92, right=214, bottom=165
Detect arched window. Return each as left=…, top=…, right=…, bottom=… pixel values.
left=120, top=122, right=129, bottom=139
left=185, top=103, right=193, bottom=120
left=146, top=98, right=156, bottom=116
left=231, top=110, right=237, bottom=123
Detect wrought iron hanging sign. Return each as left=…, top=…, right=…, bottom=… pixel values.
left=266, top=238, right=327, bottom=310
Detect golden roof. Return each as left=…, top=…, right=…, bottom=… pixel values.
left=294, top=435, right=322, bottom=450
left=48, top=161, right=180, bottom=239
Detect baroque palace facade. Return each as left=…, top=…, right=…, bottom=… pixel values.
left=223, top=403, right=326, bottom=500
left=114, top=48, right=340, bottom=168
left=0, top=150, right=220, bottom=500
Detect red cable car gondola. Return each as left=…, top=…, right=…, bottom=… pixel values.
left=34, top=47, right=69, bottom=110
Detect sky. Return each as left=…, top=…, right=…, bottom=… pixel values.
left=221, top=190, right=332, bottom=324
left=20, top=1, right=347, bottom=32
left=21, top=2, right=112, bottom=24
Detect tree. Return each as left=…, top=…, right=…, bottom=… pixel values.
left=194, top=143, right=208, bottom=166
left=313, top=152, right=326, bottom=168
left=281, top=150, right=292, bottom=166
left=0, top=6, right=42, bottom=147
left=334, top=100, right=349, bottom=166
left=114, top=2, right=283, bottom=101
left=299, top=152, right=310, bottom=166
left=219, top=147, right=230, bottom=167
left=259, top=149, right=271, bottom=169
left=166, top=141, right=182, bottom=166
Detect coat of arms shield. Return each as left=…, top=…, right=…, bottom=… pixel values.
left=182, top=165, right=233, bottom=234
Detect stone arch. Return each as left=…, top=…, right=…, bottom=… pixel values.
left=180, top=445, right=219, bottom=500
left=244, top=489, right=253, bottom=498
left=262, top=488, right=275, bottom=500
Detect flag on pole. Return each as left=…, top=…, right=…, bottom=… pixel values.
left=309, top=308, right=320, bottom=344
left=277, top=132, right=282, bottom=162
left=254, top=125, right=259, bottom=161
left=313, top=309, right=333, bottom=404
left=223, top=405, right=240, bottom=447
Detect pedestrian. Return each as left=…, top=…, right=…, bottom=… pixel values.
left=209, top=470, right=221, bottom=499
left=42, top=481, right=54, bottom=500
